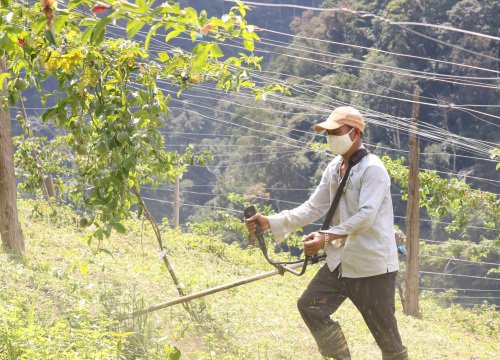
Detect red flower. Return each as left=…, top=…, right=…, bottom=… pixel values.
left=199, top=24, right=214, bottom=36
left=91, top=2, right=111, bottom=14
left=18, top=38, right=25, bottom=46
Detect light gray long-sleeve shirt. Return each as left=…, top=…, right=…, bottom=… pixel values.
left=267, top=152, right=399, bottom=278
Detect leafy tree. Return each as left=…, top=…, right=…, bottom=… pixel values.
left=0, top=0, right=282, bottom=254
left=383, top=156, right=499, bottom=237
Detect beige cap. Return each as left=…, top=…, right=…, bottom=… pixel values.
left=313, top=106, right=366, bottom=133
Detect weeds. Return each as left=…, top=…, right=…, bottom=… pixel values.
left=0, top=200, right=498, bottom=359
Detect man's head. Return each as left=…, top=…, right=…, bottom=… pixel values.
left=313, top=106, right=365, bottom=156
left=313, top=106, right=365, bottom=134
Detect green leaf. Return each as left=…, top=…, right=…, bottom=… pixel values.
left=44, top=28, right=57, bottom=45
left=145, top=23, right=162, bottom=51
left=81, top=27, right=93, bottom=44
left=158, top=52, right=170, bottom=62
left=126, top=19, right=145, bottom=38
left=136, top=0, right=150, bottom=13
left=120, top=1, right=140, bottom=12
left=243, top=38, right=254, bottom=52
left=0, top=73, right=10, bottom=91
left=54, top=13, right=69, bottom=33
left=192, top=43, right=212, bottom=73
left=164, top=345, right=182, bottom=360
left=165, top=29, right=183, bottom=42
left=41, top=108, right=58, bottom=123
left=4, top=25, right=23, bottom=34
left=210, top=44, right=224, bottom=58
left=68, top=0, right=86, bottom=10
left=112, top=222, right=127, bottom=234
left=210, top=19, right=227, bottom=29
left=90, top=17, right=111, bottom=45
left=122, top=155, right=137, bottom=170
left=79, top=18, right=98, bottom=27
left=184, top=7, right=198, bottom=22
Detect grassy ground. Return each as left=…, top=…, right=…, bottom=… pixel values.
left=0, top=200, right=498, bottom=359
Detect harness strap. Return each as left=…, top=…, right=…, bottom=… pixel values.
left=321, top=148, right=369, bottom=231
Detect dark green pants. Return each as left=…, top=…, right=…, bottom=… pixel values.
left=297, top=265, right=407, bottom=359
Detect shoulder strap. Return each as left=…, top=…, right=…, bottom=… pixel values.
left=320, top=148, right=369, bottom=231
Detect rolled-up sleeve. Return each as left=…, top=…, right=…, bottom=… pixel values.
left=329, top=164, right=389, bottom=236
left=268, top=162, right=335, bottom=242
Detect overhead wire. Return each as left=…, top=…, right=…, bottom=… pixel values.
left=237, top=37, right=500, bottom=89
left=137, top=31, right=500, bottom=126
left=421, top=255, right=500, bottom=267
left=151, top=70, right=499, bottom=160
left=224, top=0, right=500, bottom=59
left=210, top=37, right=499, bottom=96
left=242, top=71, right=500, bottom=154
left=252, top=38, right=499, bottom=111
left=244, top=65, right=500, bottom=124
left=420, top=271, right=500, bottom=281
left=139, top=191, right=495, bottom=231
left=256, top=31, right=500, bottom=77
left=53, top=2, right=500, bottom=205
left=421, top=239, right=494, bottom=249
left=254, top=50, right=500, bottom=130
left=160, top=143, right=500, bottom=189
left=390, top=22, right=500, bottom=42
left=156, top=95, right=500, bottom=188
left=397, top=25, right=498, bottom=62
left=111, top=21, right=500, bottom=155
left=17, top=87, right=500, bottom=188
left=144, top=186, right=500, bottom=236
left=159, top=130, right=498, bottom=163
left=420, top=287, right=500, bottom=292
left=157, top=95, right=500, bottom=188
left=84, top=8, right=500, bottom=173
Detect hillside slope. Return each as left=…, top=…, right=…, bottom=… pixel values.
left=0, top=200, right=498, bottom=359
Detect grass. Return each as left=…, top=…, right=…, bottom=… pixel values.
left=0, top=199, right=498, bottom=359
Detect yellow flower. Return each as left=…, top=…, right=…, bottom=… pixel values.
left=81, top=67, right=99, bottom=88
left=61, top=49, right=85, bottom=73
left=40, top=50, right=62, bottom=73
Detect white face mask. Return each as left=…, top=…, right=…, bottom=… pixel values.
left=327, top=128, right=355, bottom=155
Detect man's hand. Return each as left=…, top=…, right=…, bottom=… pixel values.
left=302, top=232, right=325, bottom=256
left=245, top=213, right=270, bottom=235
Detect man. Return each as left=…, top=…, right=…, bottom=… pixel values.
left=245, top=106, right=408, bottom=360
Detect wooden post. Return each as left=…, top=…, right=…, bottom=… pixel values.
left=404, top=88, right=421, bottom=317
left=173, top=176, right=180, bottom=228
left=44, top=175, right=56, bottom=198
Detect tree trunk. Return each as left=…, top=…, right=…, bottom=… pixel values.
left=0, top=58, right=25, bottom=253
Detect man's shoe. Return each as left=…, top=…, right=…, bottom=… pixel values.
left=311, top=322, right=351, bottom=360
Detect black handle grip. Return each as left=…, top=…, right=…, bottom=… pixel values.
left=243, top=205, right=257, bottom=219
